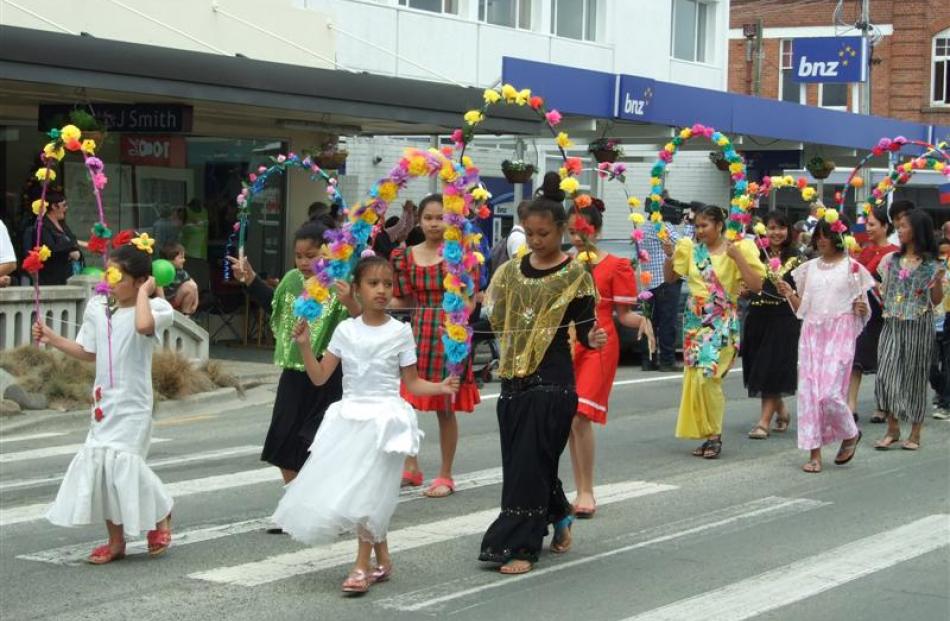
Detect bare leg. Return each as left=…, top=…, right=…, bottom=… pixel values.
left=425, top=409, right=458, bottom=497
left=569, top=415, right=596, bottom=510
left=847, top=370, right=862, bottom=414
left=750, top=397, right=776, bottom=436
left=176, top=280, right=199, bottom=314
left=354, top=539, right=373, bottom=573
left=105, top=520, right=125, bottom=551
left=373, top=540, right=391, bottom=568
left=279, top=468, right=297, bottom=484
left=802, top=448, right=822, bottom=472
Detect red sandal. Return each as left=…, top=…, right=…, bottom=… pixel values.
left=147, top=515, right=173, bottom=557
left=88, top=543, right=126, bottom=565
left=424, top=477, right=455, bottom=498
left=401, top=470, right=423, bottom=487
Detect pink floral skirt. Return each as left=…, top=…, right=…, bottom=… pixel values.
left=796, top=315, right=861, bottom=450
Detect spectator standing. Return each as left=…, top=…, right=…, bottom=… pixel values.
left=0, top=218, right=16, bottom=287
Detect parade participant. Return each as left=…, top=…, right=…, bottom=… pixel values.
left=930, top=238, right=950, bottom=420
left=33, top=239, right=174, bottom=563
left=777, top=219, right=873, bottom=473
left=873, top=208, right=944, bottom=451
left=227, top=221, right=359, bottom=506
left=273, top=256, right=458, bottom=594
left=390, top=194, right=480, bottom=498
left=662, top=204, right=765, bottom=459
left=566, top=195, right=647, bottom=518
left=479, top=173, right=607, bottom=575
left=848, top=204, right=898, bottom=423
left=742, top=211, right=805, bottom=439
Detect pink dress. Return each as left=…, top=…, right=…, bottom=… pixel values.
left=792, top=257, right=874, bottom=450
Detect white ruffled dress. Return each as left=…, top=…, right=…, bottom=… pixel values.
left=272, top=316, right=423, bottom=544
left=45, top=297, right=174, bottom=536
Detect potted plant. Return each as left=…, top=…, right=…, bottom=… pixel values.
left=68, top=108, right=106, bottom=144
left=709, top=150, right=731, bottom=172
left=312, top=137, right=348, bottom=170
left=806, top=156, right=836, bottom=179
left=501, top=159, right=535, bottom=184
left=588, top=137, right=623, bottom=163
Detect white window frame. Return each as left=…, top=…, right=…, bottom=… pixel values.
left=818, top=82, right=849, bottom=111
left=397, top=0, right=459, bottom=15
left=671, top=0, right=712, bottom=64
left=479, top=0, right=531, bottom=30
left=778, top=39, right=805, bottom=104
left=932, top=28, right=950, bottom=107
left=550, top=0, right=599, bottom=42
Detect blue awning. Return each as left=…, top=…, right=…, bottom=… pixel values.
left=502, top=57, right=943, bottom=151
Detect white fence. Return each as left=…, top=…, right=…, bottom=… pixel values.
left=0, top=276, right=209, bottom=362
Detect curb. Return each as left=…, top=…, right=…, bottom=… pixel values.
left=0, top=382, right=277, bottom=436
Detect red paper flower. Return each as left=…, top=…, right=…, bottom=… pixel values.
left=571, top=216, right=595, bottom=237
left=22, top=251, right=44, bottom=273
left=528, top=96, right=544, bottom=110
left=94, top=386, right=102, bottom=402
left=477, top=205, right=491, bottom=219
left=87, top=235, right=108, bottom=254
left=65, top=138, right=82, bottom=152
left=565, top=157, right=583, bottom=176
left=94, top=407, right=104, bottom=422
left=112, top=230, right=134, bottom=248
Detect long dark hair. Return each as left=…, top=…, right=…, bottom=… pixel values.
left=762, top=210, right=797, bottom=262
left=527, top=172, right=568, bottom=226
left=867, top=203, right=893, bottom=236
left=571, top=196, right=604, bottom=231
left=811, top=217, right=847, bottom=253
left=898, top=208, right=937, bottom=260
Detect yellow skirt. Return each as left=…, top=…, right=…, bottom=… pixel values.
left=675, top=345, right=735, bottom=439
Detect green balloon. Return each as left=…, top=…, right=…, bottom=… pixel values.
left=80, top=266, right=104, bottom=278
left=152, top=259, right=176, bottom=287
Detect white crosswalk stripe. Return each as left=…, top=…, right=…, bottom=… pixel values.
left=189, top=479, right=678, bottom=587
left=0, top=432, right=67, bottom=445
left=0, top=437, right=170, bottom=464
left=621, top=514, right=950, bottom=621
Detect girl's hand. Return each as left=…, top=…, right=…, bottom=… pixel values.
left=32, top=321, right=54, bottom=344
left=292, top=320, right=311, bottom=345
left=776, top=280, right=795, bottom=299
left=441, top=376, right=460, bottom=395
left=589, top=325, right=608, bottom=349
left=140, top=276, right=156, bottom=297
left=853, top=298, right=869, bottom=317
left=661, top=237, right=674, bottom=258
left=637, top=317, right=656, bottom=353
left=725, top=241, right=741, bottom=260
left=335, top=280, right=353, bottom=303
left=226, top=256, right=256, bottom=285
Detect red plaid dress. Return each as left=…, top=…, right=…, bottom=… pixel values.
left=392, top=247, right=480, bottom=412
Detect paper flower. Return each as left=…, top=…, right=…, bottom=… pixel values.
left=640, top=271, right=653, bottom=286
left=529, top=96, right=544, bottom=110
left=555, top=132, right=573, bottom=149
left=105, top=266, right=122, bottom=286
left=463, top=110, right=484, bottom=126
left=801, top=187, right=817, bottom=202
left=130, top=232, right=155, bottom=254
left=559, top=177, right=579, bottom=195
left=60, top=124, right=82, bottom=142
left=112, top=230, right=133, bottom=248
left=35, top=168, right=56, bottom=181
left=824, top=209, right=840, bottom=223
left=81, top=139, right=97, bottom=155
left=37, top=245, right=51, bottom=261
left=576, top=251, right=597, bottom=264
left=94, top=407, right=104, bottom=422
left=43, top=144, right=64, bottom=161
left=483, top=89, right=501, bottom=104
left=471, top=186, right=490, bottom=202
left=769, top=257, right=781, bottom=272
left=87, top=235, right=108, bottom=254
left=545, top=110, right=562, bottom=126
left=574, top=194, right=592, bottom=209
left=627, top=197, right=641, bottom=209
left=630, top=212, right=645, bottom=225
left=31, top=199, right=48, bottom=215
left=293, top=296, right=322, bottom=321
left=753, top=222, right=767, bottom=236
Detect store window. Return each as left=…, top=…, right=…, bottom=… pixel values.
left=398, top=0, right=458, bottom=14
left=479, top=0, right=531, bottom=29
left=671, top=0, right=709, bottom=63
left=551, top=0, right=598, bottom=42
left=819, top=83, right=848, bottom=110
left=779, top=39, right=802, bottom=103
left=933, top=29, right=950, bottom=106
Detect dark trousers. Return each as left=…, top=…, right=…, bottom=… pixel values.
left=930, top=316, right=950, bottom=408
left=641, top=280, right=681, bottom=366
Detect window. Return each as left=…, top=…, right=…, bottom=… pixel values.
left=820, top=83, right=848, bottom=109
left=672, top=0, right=709, bottom=63
left=398, top=0, right=458, bottom=14
left=779, top=39, right=802, bottom=103
left=934, top=29, right=950, bottom=106
left=479, top=0, right=531, bottom=29
left=551, top=0, right=598, bottom=42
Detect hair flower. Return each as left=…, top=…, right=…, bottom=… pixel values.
left=574, top=194, right=593, bottom=209
left=112, top=230, right=134, bottom=248
left=130, top=232, right=155, bottom=254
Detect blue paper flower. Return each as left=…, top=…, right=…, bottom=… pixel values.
left=443, top=241, right=463, bottom=264
left=442, top=335, right=469, bottom=364
left=293, top=297, right=323, bottom=321
left=443, top=292, right=465, bottom=313
left=327, top=260, right=350, bottom=280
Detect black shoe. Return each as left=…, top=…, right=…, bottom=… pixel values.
left=657, top=363, right=683, bottom=373
left=265, top=527, right=285, bottom=535
left=853, top=413, right=859, bottom=423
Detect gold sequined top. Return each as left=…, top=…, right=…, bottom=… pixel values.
left=487, top=256, right=596, bottom=379
left=270, top=270, right=348, bottom=371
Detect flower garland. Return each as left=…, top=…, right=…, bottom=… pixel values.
left=749, top=174, right=819, bottom=267
left=836, top=137, right=949, bottom=223
left=644, top=124, right=751, bottom=241
left=229, top=152, right=344, bottom=281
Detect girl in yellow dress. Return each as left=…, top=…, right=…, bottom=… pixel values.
left=662, top=204, right=765, bottom=458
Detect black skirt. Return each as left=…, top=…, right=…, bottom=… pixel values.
left=479, top=383, right=576, bottom=564
left=741, top=305, right=800, bottom=398
left=260, top=366, right=343, bottom=472
left=853, top=294, right=884, bottom=373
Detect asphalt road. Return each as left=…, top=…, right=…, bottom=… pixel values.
left=1, top=364, right=948, bottom=621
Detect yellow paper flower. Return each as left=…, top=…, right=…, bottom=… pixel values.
left=31, top=199, right=48, bottom=215
left=843, top=235, right=859, bottom=251
left=627, top=197, right=641, bottom=209
left=630, top=212, right=645, bottom=225
left=516, top=88, right=531, bottom=105
left=649, top=177, right=661, bottom=186
left=444, top=227, right=462, bottom=241
left=334, top=244, right=354, bottom=260
left=474, top=251, right=485, bottom=264
left=443, top=194, right=465, bottom=214
left=717, top=136, right=729, bottom=147
left=43, top=143, right=64, bottom=161
left=783, top=175, right=795, bottom=186
left=515, top=243, right=528, bottom=258
left=408, top=156, right=428, bottom=177
left=801, top=187, right=817, bottom=202
left=105, top=266, right=122, bottom=286
left=558, top=166, right=569, bottom=179
left=483, top=89, right=501, bottom=104
left=559, top=177, right=579, bottom=195
left=737, top=195, right=751, bottom=209
left=679, top=128, right=692, bottom=139
left=501, top=84, right=518, bottom=102
left=439, top=163, right=459, bottom=183
left=471, top=187, right=490, bottom=202
left=463, top=110, right=484, bottom=126
left=725, top=228, right=738, bottom=241
left=306, top=282, right=328, bottom=301
left=461, top=155, right=474, bottom=169
left=377, top=181, right=398, bottom=202
left=576, top=251, right=597, bottom=264
left=446, top=323, right=468, bottom=341
left=728, top=162, right=743, bottom=174
left=824, top=209, right=839, bottom=223
left=753, top=222, right=767, bottom=236
left=650, top=211, right=662, bottom=222
left=60, top=124, right=82, bottom=142
left=555, top=132, right=573, bottom=149
left=649, top=193, right=662, bottom=204
left=81, top=139, right=97, bottom=155
left=35, top=168, right=56, bottom=181
left=361, top=209, right=378, bottom=224
left=657, top=228, right=669, bottom=241
left=664, top=143, right=675, bottom=153
left=37, top=245, right=52, bottom=261
left=131, top=232, right=155, bottom=254
left=815, top=205, right=826, bottom=219
left=935, top=162, right=945, bottom=171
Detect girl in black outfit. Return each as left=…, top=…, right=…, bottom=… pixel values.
left=479, top=173, right=607, bottom=574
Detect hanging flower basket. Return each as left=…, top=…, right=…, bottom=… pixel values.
left=591, top=149, right=619, bottom=164
left=588, top=138, right=623, bottom=164
left=314, top=152, right=348, bottom=170
left=806, top=157, right=836, bottom=179
left=501, top=160, right=535, bottom=184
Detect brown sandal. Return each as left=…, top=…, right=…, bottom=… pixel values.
left=499, top=559, right=533, bottom=575
left=801, top=460, right=822, bottom=473
left=834, top=431, right=861, bottom=465
left=901, top=438, right=920, bottom=451
left=748, top=425, right=769, bottom=439
left=874, top=433, right=901, bottom=450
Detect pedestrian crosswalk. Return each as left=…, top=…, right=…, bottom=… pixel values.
left=1, top=430, right=947, bottom=620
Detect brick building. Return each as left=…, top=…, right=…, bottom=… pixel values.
left=727, top=0, right=950, bottom=126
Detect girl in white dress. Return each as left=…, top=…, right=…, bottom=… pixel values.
left=273, top=255, right=459, bottom=594
left=33, top=238, right=175, bottom=564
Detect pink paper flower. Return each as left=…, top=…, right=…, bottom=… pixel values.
left=769, top=257, right=781, bottom=271
left=545, top=110, right=562, bottom=126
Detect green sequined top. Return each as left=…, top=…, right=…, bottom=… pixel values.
left=268, top=269, right=348, bottom=371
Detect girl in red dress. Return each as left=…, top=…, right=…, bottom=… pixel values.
left=567, top=197, right=649, bottom=517
left=391, top=194, right=480, bottom=498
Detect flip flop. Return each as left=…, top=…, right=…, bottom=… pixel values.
left=748, top=425, right=770, bottom=439
left=874, top=433, right=900, bottom=450
left=550, top=515, right=574, bottom=554
left=423, top=477, right=455, bottom=498
left=499, top=560, right=533, bottom=575
left=901, top=439, right=920, bottom=451
left=801, top=460, right=822, bottom=473
left=574, top=504, right=597, bottom=519
left=401, top=470, right=423, bottom=488
left=834, top=431, right=862, bottom=465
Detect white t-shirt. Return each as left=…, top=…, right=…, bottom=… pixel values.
left=0, top=220, right=15, bottom=265
left=327, top=316, right=417, bottom=401
left=76, top=296, right=174, bottom=454
left=506, top=225, right=526, bottom=258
